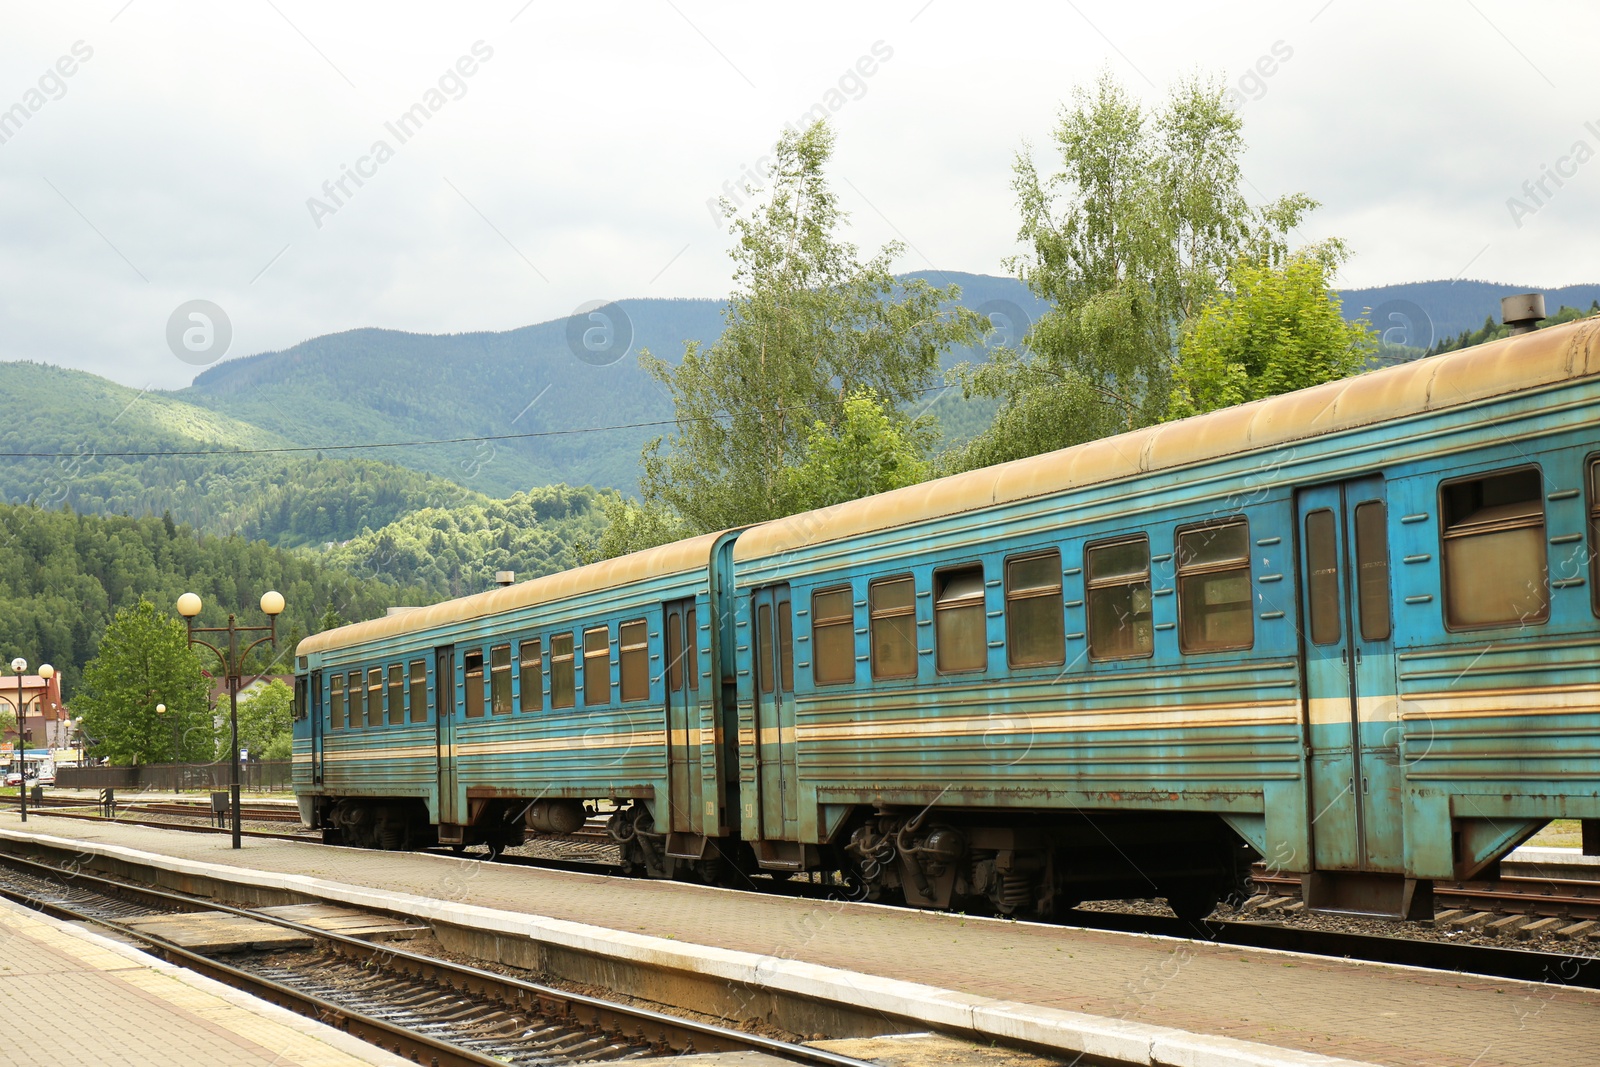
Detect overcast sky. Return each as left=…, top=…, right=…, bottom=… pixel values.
left=1, top=1, right=1594, bottom=390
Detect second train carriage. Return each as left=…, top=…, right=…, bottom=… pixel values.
left=294, top=312, right=1600, bottom=919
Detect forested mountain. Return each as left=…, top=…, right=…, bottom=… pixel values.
left=174, top=273, right=1044, bottom=496
left=0, top=503, right=431, bottom=698
left=0, top=361, right=485, bottom=548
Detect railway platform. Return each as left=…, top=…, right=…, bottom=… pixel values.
left=1, top=812, right=1596, bottom=1067
left=0, top=893, right=411, bottom=1067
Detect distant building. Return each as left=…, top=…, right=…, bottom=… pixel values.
left=207, top=675, right=295, bottom=708
left=0, top=673, right=67, bottom=752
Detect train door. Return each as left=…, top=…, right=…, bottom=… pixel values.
left=1297, top=477, right=1401, bottom=874
left=308, top=670, right=324, bottom=786
left=434, top=645, right=461, bottom=827
left=751, top=585, right=799, bottom=840
left=664, top=598, right=701, bottom=832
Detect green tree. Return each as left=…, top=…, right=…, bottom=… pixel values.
left=782, top=390, right=932, bottom=512
left=234, top=679, right=294, bottom=762
left=1166, top=251, right=1378, bottom=419
left=72, top=601, right=212, bottom=764
left=949, top=71, right=1326, bottom=470
left=629, top=120, right=981, bottom=546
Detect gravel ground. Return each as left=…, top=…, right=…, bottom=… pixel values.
left=1076, top=894, right=1600, bottom=957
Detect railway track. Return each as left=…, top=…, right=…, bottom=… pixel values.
left=19, top=794, right=300, bottom=822
left=1252, top=866, right=1600, bottom=926
left=0, top=853, right=875, bottom=1067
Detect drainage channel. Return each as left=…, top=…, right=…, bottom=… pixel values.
left=0, top=855, right=876, bottom=1067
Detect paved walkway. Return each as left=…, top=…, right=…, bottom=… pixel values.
left=0, top=894, right=409, bottom=1067
left=3, top=812, right=1598, bottom=1067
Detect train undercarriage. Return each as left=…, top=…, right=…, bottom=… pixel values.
left=308, top=794, right=1256, bottom=921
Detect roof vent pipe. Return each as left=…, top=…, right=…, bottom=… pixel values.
left=1501, top=292, right=1546, bottom=335
left=494, top=571, right=516, bottom=586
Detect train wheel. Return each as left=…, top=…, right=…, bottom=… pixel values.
left=1166, top=888, right=1219, bottom=922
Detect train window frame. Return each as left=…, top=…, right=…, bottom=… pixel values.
left=490, top=643, right=513, bottom=715
left=387, top=664, right=403, bottom=726
left=868, top=574, right=918, bottom=681
left=1588, top=455, right=1600, bottom=619
left=1175, top=518, right=1255, bottom=654
left=934, top=563, right=987, bottom=674
left=1304, top=509, right=1342, bottom=647
left=1085, top=535, right=1154, bottom=661
left=619, top=619, right=649, bottom=702
left=519, top=638, right=542, bottom=713
left=1439, top=465, right=1549, bottom=631
left=1005, top=550, right=1065, bottom=669
left=1353, top=499, right=1392, bottom=642
left=550, top=632, right=575, bottom=709
left=583, top=625, right=611, bottom=707
left=409, top=659, right=427, bottom=723
left=347, top=670, right=364, bottom=729
left=366, top=668, right=382, bottom=727
left=811, top=585, right=856, bottom=686
left=330, top=672, right=345, bottom=730
left=463, top=649, right=485, bottom=718
left=293, top=675, right=308, bottom=721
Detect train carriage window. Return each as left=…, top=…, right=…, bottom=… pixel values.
left=409, top=660, right=427, bottom=723
left=666, top=611, right=684, bottom=691
left=519, top=639, right=542, bottom=712
left=293, top=675, right=308, bottom=721
left=869, top=576, right=917, bottom=680
left=330, top=673, right=345, bottom=729
left=685, top=606, right=699, bottom=684
left=366, top=668, right=382, bottom=727
left=387, top=664, right=403, bottom=725
left=1441, top=467, right=1548, bottom=628
left=463, top=650, right=485, bottom=718
left=934, top=565, right=987, bottom=673
left=1354, top=501, right=1392, bottom=641
left=1304, top=510, right=1341, bottom=646
left=811, top=587, right=856, bottom=685
left=490, top=644, right=512, bottom=715
left=756, top=603, right=775, bottom=693
left=1086, top=536, right=1153, bottom=660
left=1592, top=460, right=1600, bottom=617
left=1007, top=551, right=1065, bottom=667
left=551, top=633, right=575, bottom=709
left=584, top=626, right=611, bottom=706
left=778, top=600, right=794, bottom=692
left=620, top=620, right=649, bottom=702
left=347, top=670, right=364, bottom=728
left=1177, top=520, right=1254, bottom=653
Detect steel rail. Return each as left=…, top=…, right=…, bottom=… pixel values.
left=0, top=853, right=878, bottom=1067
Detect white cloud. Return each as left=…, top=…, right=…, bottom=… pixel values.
left=0, top=0, right=1594, bottom=389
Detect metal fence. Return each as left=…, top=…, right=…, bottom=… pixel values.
left=56, top=761, right=293, bottom=792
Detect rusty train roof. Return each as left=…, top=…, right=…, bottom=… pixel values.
left=297, top=531, right=727, bottom=657
left=735, top=315, right=1600, bottom=564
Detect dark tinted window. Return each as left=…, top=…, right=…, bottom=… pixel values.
left=1354, top=501, right=1392, bottom=641
left=1305, top=509, right=1341, bottom=646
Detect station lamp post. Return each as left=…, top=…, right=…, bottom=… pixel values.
left=176, top=590, right=284, bottom=849
left=154, top=702, right=179, bottom=791
left=9, top=659, right=53, bottom=823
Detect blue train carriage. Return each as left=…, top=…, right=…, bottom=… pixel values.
left=731, top=314, right=1600, bottom=920
left=292, top=531, right=745, bottom=879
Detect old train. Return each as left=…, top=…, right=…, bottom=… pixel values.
left=293, top=311, right=1600, bottom=920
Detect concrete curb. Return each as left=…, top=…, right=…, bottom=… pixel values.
left=0, top=828, right=1379, bottom=1067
